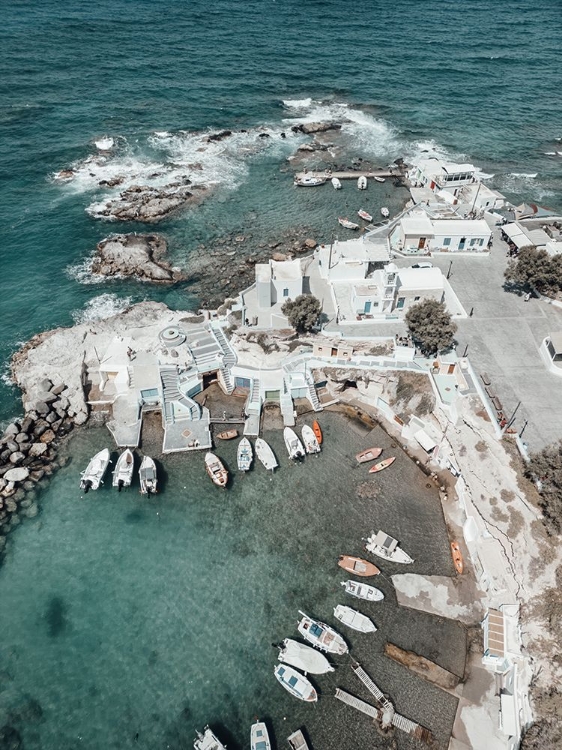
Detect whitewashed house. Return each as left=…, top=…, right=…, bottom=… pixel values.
left=431, top=218, right=492, bottom=252
left=394, top=267, right=444, bottom=312
left=392, top=211, right=435, bottom=253
left=255, top=258, right=303, bottom=308
left=409, top=158, right=480, bottom=196
left=316, top=236, right=390, bottom=282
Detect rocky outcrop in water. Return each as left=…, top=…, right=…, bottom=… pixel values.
left=92, top=233, right=186, bottom=283
left=90, top=182, right=207, bottom=223
left=291, top=122, right=342, bottom=135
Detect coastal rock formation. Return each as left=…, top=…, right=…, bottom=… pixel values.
left=90, top=183, right=207, bottom=223
left=92, top=234, right=186, bottom=283
left=292, top=122, right=342, bottom=135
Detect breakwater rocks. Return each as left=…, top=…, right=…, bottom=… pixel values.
left=88, top=181, right=208, bottom=223
left=92, top=233, right=186, bottom=283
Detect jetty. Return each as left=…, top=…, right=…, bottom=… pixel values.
left=294, top=169, right=397, bottom=182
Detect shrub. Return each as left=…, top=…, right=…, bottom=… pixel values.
left=405, top=299, right=457, bottom=355
left=281, top=294, right=322, bottom=333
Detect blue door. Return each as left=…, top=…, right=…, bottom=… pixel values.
left=364, top=301, right=372, bottom=313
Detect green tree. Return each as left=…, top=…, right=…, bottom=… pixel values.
left=526, top=439, right=562, bottom=533
left=405, top=299, right=457, bottom=355
left=504, top=247, right=562, bottom=294
left=282, top=294, right=322, bottom=333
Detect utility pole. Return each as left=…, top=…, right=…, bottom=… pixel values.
left=328, top=232, right=334, bottom=270
left=505, top=401, right=522, bottom=431
left=519, top=419, right=528, bottom=438
left=470, top=180, right=482, bottom=214
left=463, top=344, right=469, bottom=357
left=447, top=260, right=453, bottom=279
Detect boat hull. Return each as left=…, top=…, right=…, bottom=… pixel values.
left=301, top=425, right=320, bottom=454
left=255, top=438, right=278, bottom=471
left=251, top=722, right=271, bottom=750
left=368, top=456, right=396, bottom=473
left=205, top=452, right=228, bottom=487
left=80, top=448, right=111, bottom=491
left=274, top=665, right=317, bottom=702
left=139, top=456, right=158, bottom=495
left=356, top=447, right=382, bottom=464
left=341, top=580, right=384, bottom=602
left=334, top=605, right=377, bottom=633
left=298, top=612, right=348, bottom=655
left=338, top=555, right=380, bottom=577
left=312, top=420, right=322, bottom=444
left=112, top=449, right=134, bottom=488
left=284, top=427, right=305, bottom=460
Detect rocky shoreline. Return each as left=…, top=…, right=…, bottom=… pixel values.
left=92, top=233, right=186, bottom=283
left=88, top=181, right=208, bottom=223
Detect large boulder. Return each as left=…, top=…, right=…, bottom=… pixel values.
left=9, top=451, right=25, bottom=465
left=91, top=233, right=187, bottom=283
left=29, top=443, right=48, bottom=458
left=4, top=467, right=30, bottom=483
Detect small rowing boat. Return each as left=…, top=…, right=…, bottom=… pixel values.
left=368, top=456, right=396, bottom=473
left=255, top=437, right=278, bottom=471
left=366, top=530, right=414, bottom=564
left=194, top=727, right=227, bottom=750
left=312, top=419, right=322, bottom=444
left=237, top=437, right=253, bottom=471
left=381, top=207, right=390, bottom=218
left=331, top=177, right=342, bottom=189
left=298, top=611, right=348, bottom=654
left=278, top=638, right=334, bottom=674
left=357, top=209, right=372, bottom=222
left=357, top=175, right=367, bottom=190
left=112, top=448, right=134, bottom=490
left=251, top=721, right=271, bottom=750
left=451, top=541, right=464, bottom=574
left=338, top=217, right=359, bottom=230
left=374, top=175, right=385, bottom=183
left=301, top=425, right=320, bottom=454
left=216, top=429, right=238, bottom=440
left=338, top=555, right=380, bottom=577
left=80, top=448, right=110, bottom=492
left=287, top=729, right=310, bottom=750
left=274, top=664, right=318, bottom=702
left=284, top=427, right=305, bottom=460
left=139, top=455, right=158, bottom=495
left=294, top=175, right=325, bottom=187
left=334, top=604, right=377, bottom=633
left=205, top=452, right=228, bottom=487
left=355, top=447, right=382, bottom=464
left=341, top=579, right=384, bottom=601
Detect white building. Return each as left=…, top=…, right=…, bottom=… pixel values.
left=255, top=258, right=303, bottom=308
left=546, top=240, right=562, bottom=257
left=316, top=235, right=390, bottom=282
left=459, top=182, right=506, bottom=213
left=392, top=211, right=491, bottom=253
left=409, top=158, right=480, bottom=196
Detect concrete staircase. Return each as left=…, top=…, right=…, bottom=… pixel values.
left=213, top=325, right=237, bottom=366
left=160, top=366, right=201, bottom=424
left=280, top=380, right=295, bottom=427
left=305, top=373, right=322, bottom=412
left=243, top=377, right=262, bottom=436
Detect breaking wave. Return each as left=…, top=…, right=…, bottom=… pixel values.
left=495, top=172, right=554, bottom=200
left=71, top=294, right=133, bottom=324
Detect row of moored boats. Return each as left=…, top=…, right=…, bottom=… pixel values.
left=195, top=722, right=310, bottom=750
left=79, top=448, right=157, bottom=495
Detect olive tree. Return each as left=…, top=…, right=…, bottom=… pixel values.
left=281, top=294, right=322, bottom=333
left=526, top=439, right=562, bottom=533
left=405, top=299, right=457, bottom=355
left=505, top=247, right=562, bottom=295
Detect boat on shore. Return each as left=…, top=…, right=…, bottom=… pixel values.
left=194, top=726, right=227, bottom=750
left=381, top=207, right=390, bottom=218
left=255, top=437, right=278, bottom=471
left=294, top=175, right=325, bottom=187
left=80, top=448, right=110, bottom=492
left=374, top=175, right=385, bottom=183
left=112, top=449, right=134, bottom=490
left=251, top=721, right=271, bottom=750
left=358, top=175, right=367, bottom=189
left=287, top=729, right=311, bottom=750
left=312, top=419, right=322, bottom=444
left=274, top=664, right=318, bottom=702
left=331, top=177, right=342, bottom=189
left=237, top=437, right=253, bottom=471
left=297, top=611, right=348, bottom=655
left=139, top=455, right=158, bottom=495
left=451, top=541, right=464, bottom=574
left=338, top=217, right=359, bottom=230
left=338, top=555, right=380, bottom=577
left=205, top=452, right=228, bottom=487
left=341, top=579, right=384, bottom=602
left=366, top=530, right=414, bottom=564
left=284, top=427, right=305, bottom=460
left=216, top=429, right=238, bottom=440
left=355, top=447, right=382, bottom=464
left=334, top=604, right=377, bottom=633
left=357, top=209, right=372, bottom=222
left=301, top=425, right=320, bottom=454
left=368, top=456, right=396, bottom=473
left=278, top=638, right=334, bottom=674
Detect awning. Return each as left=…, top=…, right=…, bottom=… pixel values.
left=414, top=429, right=437, bottom=453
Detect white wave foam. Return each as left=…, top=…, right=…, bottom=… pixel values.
left=283, top=97, right=313, bottom=109
left=65, top=256, right=106, bottom=285
left=496, top=172, right=553, bottom=200
left=509, top=172, right=538, bottom=178
left=72, top=294, right=132, bottom=324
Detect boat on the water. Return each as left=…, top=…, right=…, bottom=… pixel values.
left=278, top=638, right=334, bottom=674
left=366, top=530, right=414, bottom=564
left=297, top=611, right=348, bottom=655
left=294, top=175, right=325, bottom=187
left=451, top=541, right=464, bottom=574
left=205, top=452, right=228, bottom=487
left=338, top=217, right=359, bottom=230
left=312, top=420, right=322, bottom=444
left=355, top=447, right=382, bottom=464
left=237, top=437, right=253, bottom=471
left=284, top=427, right=305, bottom=460
left=357, top=175, right=367, bottom=190
left=251, top=721, right=271, bottom=750
left=194, top=726, right=227, bottom=750
left=357, top=209, right=372, bottom=222
left=374, top=175, right=385, bottom=183
left=334, top=604, right=377, bottom=633
left=368, top=456, right=396, bottom=473
left=95, top=136, right=114, bottom=151
left=338, top=555, right=380, bottom=577
left=139, top=455, right=158, bottom=495
left=255, top=437, right=278, bottom=471
left=301, top=425, right=320, bottom=454
left=287, top=729, right=311, bottom=750
left=381, top=207, right=390, bottom=218
left=80, top=448, right=110, bottom=492
left=341, top=579, right=384, bottom=602
left=112, top=449, right=134, bottom=490
left=274, top=664, right=318, bottom=702
left=216, top=429, right=238, bottom=440
left=331, top=177, right=342, bottom=189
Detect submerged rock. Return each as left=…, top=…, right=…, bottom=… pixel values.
left=92, top=233, right=186, bottom=283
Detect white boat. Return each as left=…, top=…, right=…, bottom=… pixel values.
left=95, top=136, right=114, bottom=151
left=274, top=664, right=318, bottom=702
left=374, top=175, right=385, bottom=183
left=334, top=604, right=377, bottom=633
left=112, top=449, right=134, bottom=490
left=341, top=579, right=384, bottom=602
left=139, top=455, right=158, bottom=495
left=331, top=177, right=342, bottom=189
left=194, top=726, right=227, bottom=750
left=284, top=427, right=305, bottom=460
left=381, top=207, right=390, bottom=218
left=294, top=175, right=326, bottom=187
left=301, top=425, right=320, bottom=454
left=338, top=217, right=359, bottom=230
left=357, top=175, right=367, bottom=190
left=357, top=209, right=372, bottom=222
left=237, top=437, right=253, bottom=471
left=297, top=611, right=348, bottom=655
left=278, top=638, right=334, bottom=674
left=205, top=452, right=228, bottom=488
left=255, top=437, right=278, bottom=471
left=251, top=721, right=271, bottom=750
left=366, top=530, right=414, bottom=564
left=80, top=448, right=110, bottom=492
left=287, top=729, right=311, bottom=750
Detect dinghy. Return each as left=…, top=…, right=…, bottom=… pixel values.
left=331, top=177, right=342, bottom=189
left=274, top=664, right=318, bottom=702
left=255, top=437, right=278, bottom=471
left=338, top=555, right=380, bottom=577
left=294, top=175, right=325, bottom=187
left=205, top=452, right=228, bottom=487
left=112, top=448, right=134, bottom=490
left=334, top=604, right=377, bottom=633
left=287, top=730, right=311, bottom=750
left=356, top=447, right=382, bottom=464
left=357, top=175, right=367, bottom=189
left=251, top=721, right=271, bottom=750
left=381, top=207, right=390, bottom=218
left=80, top=448, right=110, bottom=492
left=284, top=427, right=305, bottom=460
left=451, top=541, right=464, bottom=574
left=338, top=217, right=359, bottom=230
left=278, top=638, right=334, bottom=674
left=297, top=611, right=348, bottom=655
left=366, top=530, right=414, bottom=564
left=341, top=579, right=384, bottom=602
left=301, top=425, right=320, bottom=454
left=216, top=429, right=238, bottom=440
left=357, top=209, right=372, bottom=222
left=194, top=727, right=227, bottom=750
left=312, top=419, right=322, bottom=444
left=237, top=437, right=253, bottom=471
left=368, top=456, right=396, bottom=473
left=374, top=175, right=385, bottom=183
left=139, top=455, right=158, bottom=495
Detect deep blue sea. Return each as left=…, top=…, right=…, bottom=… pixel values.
left=0, top=1, right=560, bottom=747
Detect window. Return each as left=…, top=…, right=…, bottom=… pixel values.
left=459, top=237, right=466, bottom=249
left=443, top=238, right=451, bottom=246
left=414, top=296, right=420, bottom=301
left=396, top=297, right=405, bottom=309
left=479, top=238, right=484, bottom=246
left=283, top=288, right=289, bottom=297
left=470, top=238, right=477, bottom=246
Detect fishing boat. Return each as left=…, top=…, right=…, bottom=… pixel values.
left=139, top=455, right=158, bottom=495
left=274, top=664, right=318, bottom=702
left=334, top=604, right=377, bottom=633
left=331, top=177, right=342, bottom=189
left=297, top=611, right=348, bottom=655
left=112, top=449, right=134, bottom=490
left=237, top=437, right=253, bottom=471
left=357, top=209, right=372, bottom=222
left=251, top=721, right=271, bottom=750
left=301, top=425, right=320, bottom=454
left=194, top=726, right=227, bottom=750
left=312, top=420, right=322, bottom=444
left=341, top=579, right=384, bottom=602
left=255, top=437, right=278, bottom=471
left=294, top=175, right=325, bottom=187
left=374, top=175, right=385, bottom=183
left=366, top=530, right=414, bottom=564
left=205, top=452, right=228, bottom=487
left=451, top=541, right=464, bottom=574
left=95, top=136, right=114, bottom=151
left=338, top=217, right=359, bottom=230
left=287, top=729, right=311, bottom=750
left=284, top=427, right=305, bottom=460
left=355, top=447, right=382, bottom=464
left=80, top=448, right=110, bottom=492
left=381, top=207, right=390, bottom=218
left=357, top=175, right=367, bottom=190
left=216, top=429, right=238, bottom=440
left=338, top=555, right=380, bottom=577
left=368, top=456, right=396, bottom=473
left=278, top=638, right=334, bottom=674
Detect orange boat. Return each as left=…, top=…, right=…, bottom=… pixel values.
left=451, top=542, right=464, bottom=574
left=368, top=456, right=396, bottom=474
left=356, top=447, right=382, bottom=464
left=338, top=555, right=380, bottom=577
left=312, top=420, right=322, bottom=445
